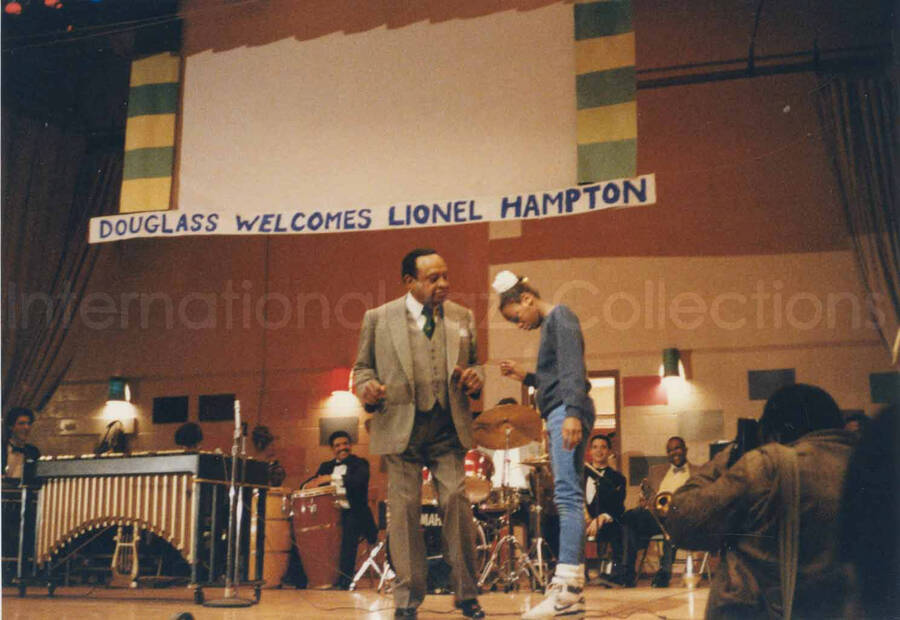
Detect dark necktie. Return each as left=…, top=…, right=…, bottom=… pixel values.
left=423, top=305, right=435, bottom=339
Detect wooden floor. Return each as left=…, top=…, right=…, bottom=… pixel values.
left=1, top=582, right=711, bottom=619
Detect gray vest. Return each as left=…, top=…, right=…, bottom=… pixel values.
left=407, top=310, right=449, bottom=411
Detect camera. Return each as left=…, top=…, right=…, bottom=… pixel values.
left=726, top=418, right=760, bottom=467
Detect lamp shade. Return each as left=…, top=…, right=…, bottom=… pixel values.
left=108, top=376, right=129, bottom=402
left=662, top=348, right=681, bottom=378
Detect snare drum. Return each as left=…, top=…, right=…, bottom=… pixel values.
left=290, top=486, right=342, bottom=588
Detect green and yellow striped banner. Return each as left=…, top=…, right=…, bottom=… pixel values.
left=574, top=0, right=636, bottom=184
left=120, top=52, right=180, bottom=213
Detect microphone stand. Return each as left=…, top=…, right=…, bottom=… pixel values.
left=204, top=402, right=254, bottom=608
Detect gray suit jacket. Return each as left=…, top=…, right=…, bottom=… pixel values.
left=642, top=462, right=692, bottom=503
left=353, top=296, right=483, bottom=456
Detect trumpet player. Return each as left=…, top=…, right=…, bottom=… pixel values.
left=619, top=436, right=692, bottom=587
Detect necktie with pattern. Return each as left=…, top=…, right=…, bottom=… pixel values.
left=423, top=305, right=435, bottom=339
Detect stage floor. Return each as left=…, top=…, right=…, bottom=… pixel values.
left=1, top=583, right=711, bottom=619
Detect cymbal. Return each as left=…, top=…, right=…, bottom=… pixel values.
left=472, top=404, right=542, bottom=449
left=520, top=455, right=551, bottom=468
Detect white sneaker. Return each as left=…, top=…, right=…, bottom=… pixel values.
left=521, top=581, right=585, bottom=619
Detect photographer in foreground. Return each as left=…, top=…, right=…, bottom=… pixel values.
left=666, top=384, right=854, bottom=619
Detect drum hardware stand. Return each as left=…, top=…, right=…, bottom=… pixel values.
left=524, top=468, right=553, bottom=591
left=477, top=428, right=543, bottom=592
left=203, top=402, right=255, bottom=608
left=349, top=539, right=392, bottom=591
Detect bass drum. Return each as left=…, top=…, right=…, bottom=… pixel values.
left=386, top=504, right=489, bottom=593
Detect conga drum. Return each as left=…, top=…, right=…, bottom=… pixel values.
left=291, top=486, right=342, bottom=588
left=250, top=487, right=292, bottom=587
left=421, top=466, right=438, bottom=506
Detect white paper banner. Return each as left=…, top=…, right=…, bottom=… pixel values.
left=89, top=174, right=655, bottom=244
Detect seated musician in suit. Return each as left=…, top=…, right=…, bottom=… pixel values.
left=619, top=436, right=691, bottom=587
left=302, top=430, right=377, bottom=589
left=583, top=434, right=627, bottom=585
left=3, top=407, right=40, bottom=481
left=2, top=407, right=41, bottom=582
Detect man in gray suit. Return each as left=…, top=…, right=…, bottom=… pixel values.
left=353, top=249, right=485, bottom=620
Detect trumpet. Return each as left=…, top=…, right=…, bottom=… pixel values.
left=654, top=491, right=673, bottom=518
left=639, top=480, right=672, bottom=541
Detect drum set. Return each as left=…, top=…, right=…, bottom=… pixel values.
left=286, top=403, right=554, bottom=594
left=469, top=403, right=554, bottom=592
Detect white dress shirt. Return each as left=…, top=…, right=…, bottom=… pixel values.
left=658, top=463, right=691, bottom=496
left=405, top=292, right=427, bottom=331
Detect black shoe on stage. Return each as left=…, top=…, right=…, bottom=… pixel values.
left=394, top=608, right=417, bottom=619
left=608, top=570, right=636, bottom=588
left=651, top=570, right=671, bottom=588
left=455, top=598, right=486, bottom=619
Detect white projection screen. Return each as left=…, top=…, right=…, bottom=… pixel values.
left=178, top=2, right=577, bottom=215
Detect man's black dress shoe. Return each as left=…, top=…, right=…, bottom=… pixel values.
left=394, top=608, right=417, bottom=619
left=651, top=570, right=671, bottom=588
left=455, top=598, right=486, bottom=619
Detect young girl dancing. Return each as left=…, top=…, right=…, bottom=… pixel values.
left=493, top=270, right=595, bottom=620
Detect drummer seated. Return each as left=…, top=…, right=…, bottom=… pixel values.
left=303, top=431, right=378, bottom=590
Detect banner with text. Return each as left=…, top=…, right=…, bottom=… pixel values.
left=89, top=173, right=655, bottom=244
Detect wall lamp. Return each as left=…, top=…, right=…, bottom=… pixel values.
left=660, top=348, right=691, bottom=382
left=107, top=376, right=131, bottom=403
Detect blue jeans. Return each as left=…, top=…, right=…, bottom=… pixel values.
left=546, top=404, right=589, bottom=566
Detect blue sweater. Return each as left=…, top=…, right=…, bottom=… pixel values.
left=523, top=305, right=595, bottom=429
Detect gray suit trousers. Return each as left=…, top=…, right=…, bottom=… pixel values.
left=384, top=407, right=479, bottom=609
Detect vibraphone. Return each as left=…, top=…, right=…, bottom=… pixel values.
left=20, top=452, right=270, bottom=603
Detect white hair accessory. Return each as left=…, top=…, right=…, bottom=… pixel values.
left=492, top=270, right=519, bottom=294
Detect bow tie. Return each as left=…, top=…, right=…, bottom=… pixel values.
left=672, top=465, right=686, bottom=473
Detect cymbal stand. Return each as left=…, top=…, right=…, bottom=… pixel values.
left=477, top=428, right=543, bottom=592
left=524, top=459, right=553, bottom=591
